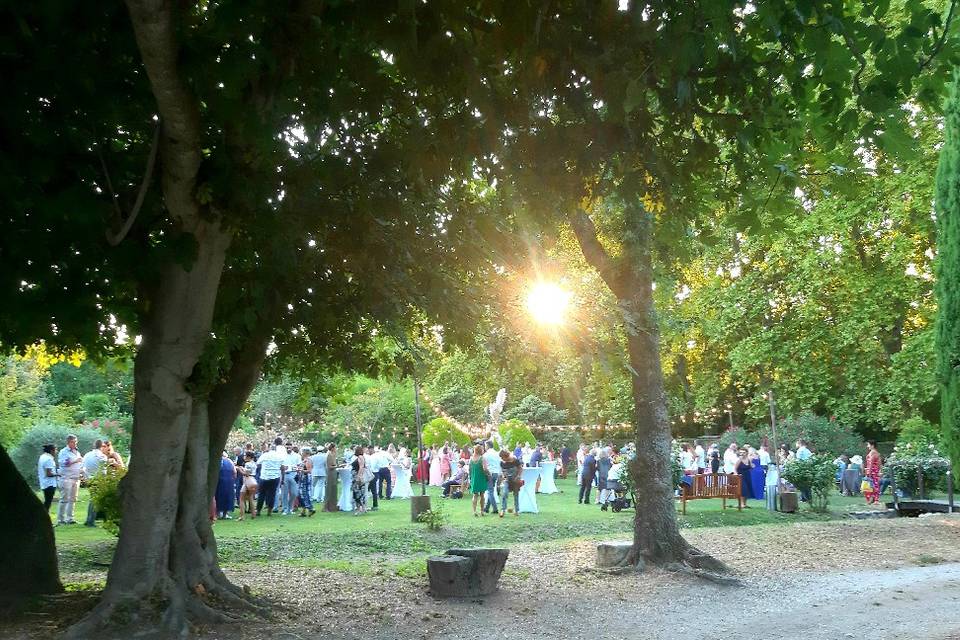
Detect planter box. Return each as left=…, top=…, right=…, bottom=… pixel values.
left=779, top=491, right=798, bottom=513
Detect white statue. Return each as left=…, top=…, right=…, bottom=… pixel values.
left=487, top=388, right=507, bottom=447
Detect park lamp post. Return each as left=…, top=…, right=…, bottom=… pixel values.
left=726, top=403, right=734, bottom=430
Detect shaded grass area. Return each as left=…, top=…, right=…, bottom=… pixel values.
left=52, top=477, right=885, bottom=576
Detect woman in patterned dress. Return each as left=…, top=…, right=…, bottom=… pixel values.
left=864, top=440, right=882, bottom=505
left=298, top=449, right=315, bottom=517
left=351, top=445, right=368, bottom=515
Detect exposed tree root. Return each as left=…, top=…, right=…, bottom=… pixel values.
left=665, top=561, right=744, bottom=587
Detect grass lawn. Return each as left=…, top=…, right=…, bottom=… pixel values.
left=51, top=475, right=888, bottom=579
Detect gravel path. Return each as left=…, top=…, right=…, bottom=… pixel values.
left=8, top=515, right=960, bottom=639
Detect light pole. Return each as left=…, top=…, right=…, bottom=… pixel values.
left=726, top=403, right=734, bottom=430
left=767, top=390, right=779, bottom=452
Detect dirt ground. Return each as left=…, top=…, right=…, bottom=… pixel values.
left=8, top=515, right=960, bottom=640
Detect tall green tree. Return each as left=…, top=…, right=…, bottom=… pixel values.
left=937, top=72, right=960, bottom=469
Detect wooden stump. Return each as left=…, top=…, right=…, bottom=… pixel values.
left=596, top=541, right=633, bottom=568
left=427, top=548, right=509, bottom=597
left=410, top=495, right=431, bottom=523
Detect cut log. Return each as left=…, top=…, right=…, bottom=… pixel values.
left=596, top=541, right=634, bottom=568
left=427, top=548, right=509, bottom=597
left=411, top=495, right=432, bottom=523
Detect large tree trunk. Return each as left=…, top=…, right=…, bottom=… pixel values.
left=0, top=443, right=61, bottom=603
left=570, top=204, right=725, bottom=572
left=66, top=224, right=233, bottom=638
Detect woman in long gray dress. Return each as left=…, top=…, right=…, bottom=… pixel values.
left=324, top=443, right=339, bottom=512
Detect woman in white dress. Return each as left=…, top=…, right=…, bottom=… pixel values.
left=392, top=447, right=414, bottom=498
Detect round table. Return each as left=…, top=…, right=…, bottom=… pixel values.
left=538, top=461, right=558, bottom=494
left=392, top=463, right=413, bottom=499
left=337, top=467, right=354, bottom=512
left=518, top=466, right=541, bottom=513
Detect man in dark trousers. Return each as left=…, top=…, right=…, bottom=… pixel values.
left=579, top=447, right=597, bottom=504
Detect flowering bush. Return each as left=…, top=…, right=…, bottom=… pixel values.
left=886, top=440, right=950, bottom=498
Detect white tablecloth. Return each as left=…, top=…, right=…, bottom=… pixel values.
left=539, top=461, right=558, bottom=494
left=518, top=466, right=541, bottom=513
left=337, top=468, right=354, bottom=512
left=392, top=463, right=413, bottom=499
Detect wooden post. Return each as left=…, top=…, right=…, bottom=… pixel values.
left=918, top=464, right=925, bottom=500
left=891, top=471, right=899, bottom=512
left=948, top=464, right=954, bottom=514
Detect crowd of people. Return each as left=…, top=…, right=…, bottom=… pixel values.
left=669, top=437, right=886, bottom=507
left=37, top=430, right=888, bottom=529
left=37, top=434, right=126, bottom=526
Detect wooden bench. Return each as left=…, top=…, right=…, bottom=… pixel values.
left=679, top=473, right=742, bottom=514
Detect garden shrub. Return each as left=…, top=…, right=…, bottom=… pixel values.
left=433, top=384, right=481, bottom=423
left=502, top=394, right=568, bottom=425
left=897, top=416, right=942, bottom=448
left=422, top=417, right=470, bottom=448
left=782, top=455, right=836, bottom=512
left=88, top=465, right=127, bottom=536
left=717, top=426, right=753, bottom=452
left=500, top=419, right=536, bottom=450
left=12, top=422, right=104, bottom=488
left=755, top=413, right=863, bottom=458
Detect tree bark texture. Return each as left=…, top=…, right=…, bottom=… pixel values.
left=0, top=443, right=62, bottom=603
left=570, top=205, right=722, bottom=570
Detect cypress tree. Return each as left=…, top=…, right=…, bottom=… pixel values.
left=936, top=72, right=960, bottom=469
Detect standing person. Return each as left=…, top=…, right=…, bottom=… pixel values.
left=280, top=445, right=302, bottom=515
left=232, top=446, right=245, bottom=504
left=214, top=451, right=236, bottom=520
left=375, top=447, right=393, bottom=501
left=596, top=447, right=612, bottom=506
left=256, top=438, right=284, bottom=516
left=469, top=444, right=489, bottom=517
left=439, top=445, right=452, bottom=482
left=429, top=446, right=442, bottom=486
left=350, top=446, right=368, bottom=515
left=324, top=443, right=339, bottom=512
left=723, top=443, right=739, bottom=474
left=57, top=434, right=83, bottom=525
left=298, top=448, right=315, bottom=517
left=796, top=439, right=812, bottom=461
left=559, top=444, right=571, bottom=479
left=498, top=449, right=522, bottom=517
left=237, top=451, right=258, bottom=521
left=482, top=441, right=501, bottom=514
left=365, top=446, right=381, bottom=511
left=82, top=440, right=107, bottom=526
left=579, top=448, right=597, bottom=505
left=736, top=449, right=752, bottom=509
left=758, top=443, right=772, bottom=470
left=416, top=447, right=429, bottom=483
left=310, top=445, right=327, bottom=505
left=864, top=441, right=883, bottom=506
left=709, top=449, right=721, bottom=474
left=38, top=444, right=59, bottom=515
left=576, top=444, right=587, bottom=486
left=694, top=440, right=706, bottom=474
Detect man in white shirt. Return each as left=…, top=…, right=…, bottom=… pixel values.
left=365, top=446, right=383, bottom=510
left=256, top=439, right=284, bottom=516
left=310, top=446, right=327, bottom=504
left=694, top=441, right=706, bottom=473
left=373, top=448, right=393, bottom=502
left=57, top=434, right=83, bottom=525
left=723, top=443, right=739, bottom=475
left=482, top=441, right=501, bottom=515
left=82, top=440, right=108, bottom=526
left=758, top=444, right=772, bottom=469
left=38, top=443, right=59, bottom=514
left=280, top=445, right=302, bottom=515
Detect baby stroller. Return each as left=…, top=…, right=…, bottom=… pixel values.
left=606, top=480, right=633, bottom=512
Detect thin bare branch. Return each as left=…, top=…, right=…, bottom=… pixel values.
left=106, top=122, right=160, bottom=246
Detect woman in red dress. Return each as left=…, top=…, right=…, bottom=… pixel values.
left=416, top=447, right=429, bottom=483
left=864, top=440, right=882, bottom=505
